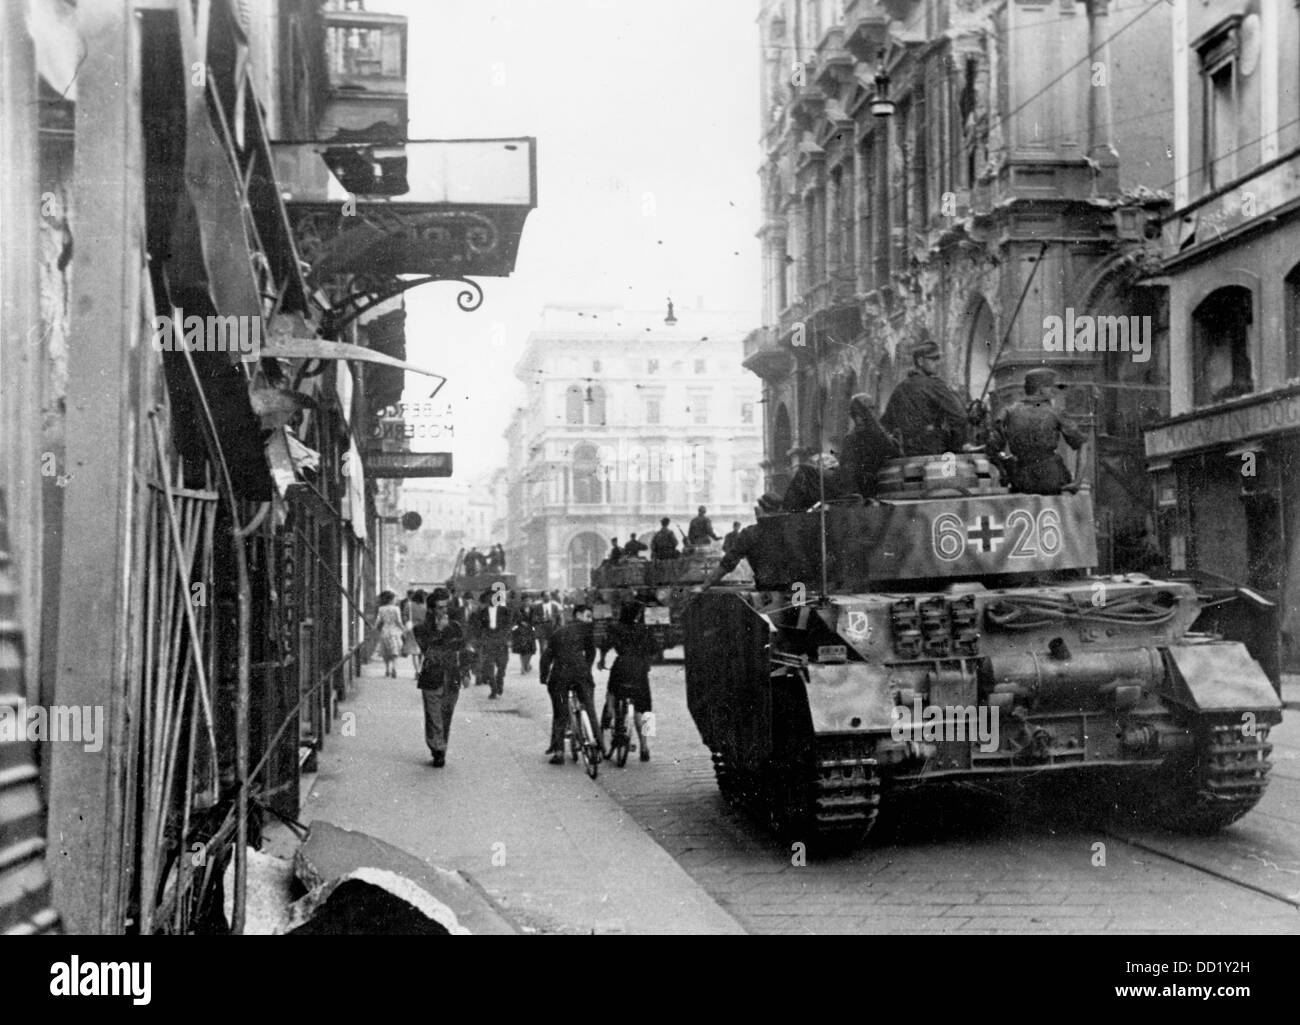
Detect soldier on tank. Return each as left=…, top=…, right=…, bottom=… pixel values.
left=650, top=517, right=679, bottom=560
left=881, top=338, right=969, bottom=456
left=838, top=394, right=900, bottom=499
left=993, top=367, right=1085, bottom=495
left=698, top=494, right=784, bottom=591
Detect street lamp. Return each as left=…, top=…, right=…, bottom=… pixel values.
left=871, top=50, right=895, bottom=119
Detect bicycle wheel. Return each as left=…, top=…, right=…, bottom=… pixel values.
left=613, top=701, right=631, bottom=768
left=578, top=709, right=599, bottom=779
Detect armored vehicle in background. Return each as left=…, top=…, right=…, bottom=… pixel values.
left=590, top=547, right=750, bottom=657
left=683, top=453, right=1282, bottom=846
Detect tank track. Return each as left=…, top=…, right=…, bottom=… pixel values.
left=811, top=738, right=881, bottom=842
left=710, top=738, right=881, bottom=845
left=1158, top=721, right=1273, bottom=834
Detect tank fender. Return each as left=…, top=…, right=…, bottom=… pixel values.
left=1162, top=642, right=1282, bottom=720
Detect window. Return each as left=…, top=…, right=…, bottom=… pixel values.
left=647, top=359, right=659, bottom=374
left=565, top=385, right=583, bottom=425
left=741, top=401, right=755, bottom=425
left=690, top=394, right=710, bottom=425
left=1197, top=18, right=1242, bottom=193
left=1192, top=286, right=1253, bottom=406
left=592, top=359, right=602, bottom=372
left=645, top=397, right=661, bottom=424
left=694, top=359, right=707, bottom=374
left=588, top=384, right=606, bottom=426
left=572, top=444, right=601, bottom=504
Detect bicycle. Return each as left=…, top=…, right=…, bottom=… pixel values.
left=604, top=694, right=635, bottom=768
left=567, top=688, right=601, bottom=779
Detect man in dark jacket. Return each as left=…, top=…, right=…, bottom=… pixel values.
left=722, top=521, right=742, bottom=554
left=470, top=590, right=512, bottom=698
left=622, top=533, right=647, bottom=559
left=650, top=517, right=679, bottom=560
left=881, top=339, right=969, bottom=456
left=839, top=393, right=901, bottom=497
left=413, top=588, right=464, bottom=767
left=992, top=367, right=1084, bottom=494
left=540, top=604, right=601, bottom=764
left=699, top=495, right=783, bottom=591
left=605, top=538, right=623, bottom=565
left=687, top=506, right=719, bottom=546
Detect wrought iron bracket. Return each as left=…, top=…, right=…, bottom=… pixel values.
left=325, top=274, right=484, bottom=334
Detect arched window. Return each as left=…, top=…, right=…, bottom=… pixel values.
left=1192, top=286, right=1253, bottom=406
left=565, top=385, right=584, bottom=425
left=965, top=296, right=996, bottom=401
left=567, top=532, right=606, bottom=590
left=571, top=443, right=601, bottom=504
left=588, top=384, right=607, bottom=426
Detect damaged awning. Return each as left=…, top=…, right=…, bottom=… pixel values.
left=261, top=333, right=446, bottom=381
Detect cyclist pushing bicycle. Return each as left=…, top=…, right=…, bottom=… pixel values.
left=598, top=600, right=656, bottom=763
left=540, top=603, right=605, bottom=766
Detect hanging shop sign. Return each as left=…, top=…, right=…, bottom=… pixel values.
left=364, top=452, right=453, bottom=478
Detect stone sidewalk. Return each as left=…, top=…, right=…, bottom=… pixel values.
left=269, top=658, right=744, bottom=935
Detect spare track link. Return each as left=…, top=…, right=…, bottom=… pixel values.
left=812, top=738, right=881, bottom=840
left=1163, top=720, right=1273, bottom=833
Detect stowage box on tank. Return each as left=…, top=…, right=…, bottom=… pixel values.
left=682, top=455, right=1282, bottom=847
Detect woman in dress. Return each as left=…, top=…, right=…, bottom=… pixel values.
left=404, top=589, right=428, bottom=677
left=375, top=590, right=406, bottom=678
left=597, top=600, right=656, bottom=761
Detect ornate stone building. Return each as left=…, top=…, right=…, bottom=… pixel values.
left=747, top=0, right=1177, bottom=568
left=504, top=304, right=764, bottom=590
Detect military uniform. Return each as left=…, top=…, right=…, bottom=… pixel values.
left=881, top=369, right=968, bottom=456
left=994, top=394, right=1084, bottom=494
left=650, top=526, right=679, bottom=560
left=838, top=413, right=900, bottom=497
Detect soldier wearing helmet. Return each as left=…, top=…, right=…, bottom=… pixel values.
left=881, top=337, right=969, bottom=456
left=993, top=367, right=1085, bottom=495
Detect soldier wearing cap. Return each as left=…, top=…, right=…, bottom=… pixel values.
left=881, top=338, right=969, bottom=456
left=993, top=367, right=1085, bottom=495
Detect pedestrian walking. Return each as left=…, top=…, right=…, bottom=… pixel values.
left=598, top=600, right=656, bottom=761
left=511, top=606, right=538, bottom=674
left=403, top=588, right=428, bottom=677
left=414, top=588, right=464, bottom=768
left=471, top=589, right=512, bottom=698
left=540, top=604, right=601, bottom=764
left=375, top=591, right=406, bottom=678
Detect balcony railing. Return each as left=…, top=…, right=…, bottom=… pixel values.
left=742, top=326, right=794, bottom=380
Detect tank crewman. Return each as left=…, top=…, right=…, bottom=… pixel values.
left=463, top=546, right=485, bottom=576
left=698, top=494, right=784, bottom=591
left=687, top=506, right=720, bottom=546
left=722, top=521, right=742, bottom=554
left=837, top=394, right=901, bottom=498
left=993, top=367, right=1085, bottom=495
left=880, top=338, right=969, bottom=456
left=605, top=537, right=623, bottom=565
left=622, top=533, right=648, bottom=559
left=781, top=452, right=843, bottom=512
left=650, top=517, right=680, bottom=560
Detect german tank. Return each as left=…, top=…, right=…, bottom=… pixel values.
left=590, top=547, right=750, bottom=656
left=682, top=454, right=1282, bottom=846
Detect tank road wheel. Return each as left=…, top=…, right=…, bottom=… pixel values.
left=1156, top=720, right=1274, bottom=834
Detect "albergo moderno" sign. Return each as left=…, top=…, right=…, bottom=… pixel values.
left=1145, top=386, right=1300, bottom=458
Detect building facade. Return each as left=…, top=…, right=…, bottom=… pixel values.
left=394, top=478, right=498, bottom=586
left=504, top=305, right=764, bottom=590
left=1143, top=0, right=1300, bottom=671
left=747, top=0, right=1176, bottom=569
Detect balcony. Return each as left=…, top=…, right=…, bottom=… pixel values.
left=813, top=27, right=855, bottom=95
left=789, top=84, right=826, bottom=132
left=843, top=0, right=890, bottom=63
left=742, top=326, right=794, bottom=380
left=321, top=8, right=408, bottom=141
left=274, top=137, right=538, bottom=282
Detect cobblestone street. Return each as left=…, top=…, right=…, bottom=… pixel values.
left=594, top=662, right=1300, bottom=934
